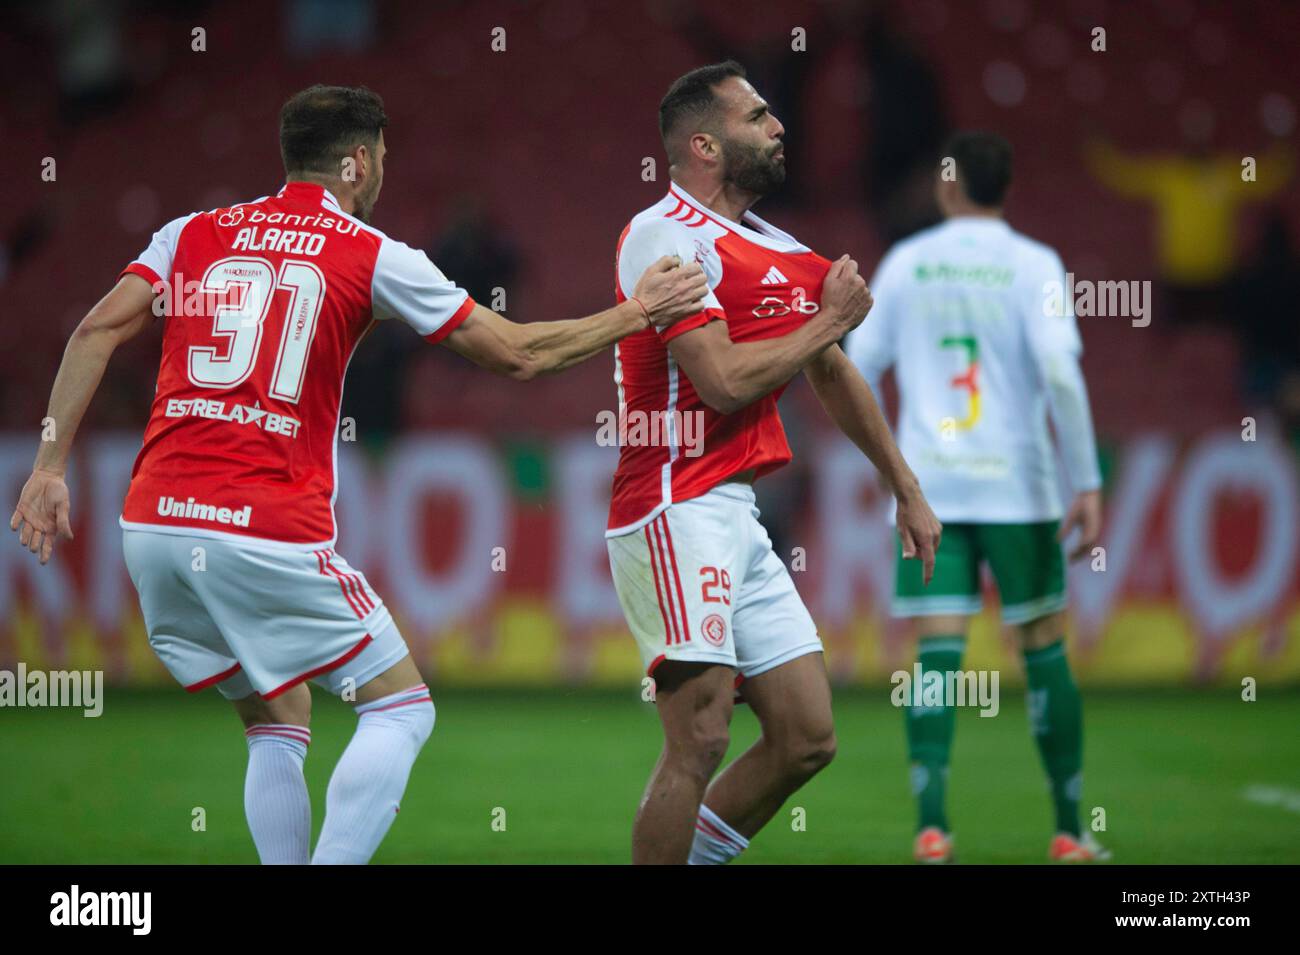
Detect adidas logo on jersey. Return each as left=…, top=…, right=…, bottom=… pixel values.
left=759, top=265, right=788, bottom=285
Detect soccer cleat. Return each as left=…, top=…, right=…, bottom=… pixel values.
left=913, top=826, right=954, bottom=864
left=1049, top=831, right=1112, bottom=862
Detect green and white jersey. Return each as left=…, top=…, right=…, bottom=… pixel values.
left=846, top=217, right=1101, bottom=523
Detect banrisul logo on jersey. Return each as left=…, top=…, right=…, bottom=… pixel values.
left=217, top=205, right=364, bottom=257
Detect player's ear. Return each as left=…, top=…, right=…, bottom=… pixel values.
left=690, top=132, right=718, bottom=163
left=345, top=142, right=372, bottom=186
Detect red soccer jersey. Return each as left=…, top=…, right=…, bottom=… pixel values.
left=607, top=184, right=832, bottom=534
left=119, top=182, right=475, bottom=547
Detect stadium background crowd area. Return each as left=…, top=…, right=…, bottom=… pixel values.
left=3, top=0, right=1300, bottom=692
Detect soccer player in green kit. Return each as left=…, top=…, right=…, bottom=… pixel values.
left=847, top=132, right=1110, bottom=863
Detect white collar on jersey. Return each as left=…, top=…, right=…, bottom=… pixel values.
left=667, top=182, right=811, bottom=254
left=276, top=182, right=343, bottom=211
left=941, top=215, right=1010, bottom=231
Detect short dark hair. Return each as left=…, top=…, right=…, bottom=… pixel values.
left=944, top=131, right=1013, bottom=207
left=279, top=85, right=388, bottom=177
left=659, top=60, right=747, bottom=148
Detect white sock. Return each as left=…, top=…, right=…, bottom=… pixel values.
left=311, top=684, right=435, bottom=865
left=244, top=724, right=312, bottom=865
left=689, top=804, right=749, bottom=864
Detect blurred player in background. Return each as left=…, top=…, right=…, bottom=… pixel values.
left=608, top=62, right=942, bottom=864
left=846, top=131, right=1109, bottom=863
left=9, top=84, right=706, bottom=864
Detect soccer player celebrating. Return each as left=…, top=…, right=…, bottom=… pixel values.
left=846, top=131, right=1109, bottom=863
left=607, top=62, right=941, bottom=864
left=9, top=85, right=707, bottom=864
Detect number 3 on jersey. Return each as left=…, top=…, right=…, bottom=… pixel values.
left=940, top=334, right=980, bottom=432
left=187, top=255, right=325, bottom=403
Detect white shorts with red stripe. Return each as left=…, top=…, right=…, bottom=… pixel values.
left=606, top=481, right=822, bottom=678
left=123, top=528, right=409, bottom=700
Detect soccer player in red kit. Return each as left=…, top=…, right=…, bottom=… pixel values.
left=607, top=62, right=942, bottom=863
left=9, top=85, right=706, bottom=864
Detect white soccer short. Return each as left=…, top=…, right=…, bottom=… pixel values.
left=606, top=482, right=822, bottom=680
left=123, top=528, right=409, bottom=700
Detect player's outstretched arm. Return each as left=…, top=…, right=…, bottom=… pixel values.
left=668, top=254, right=872, bottom=415
left=443, top=257, right=707, bottom=380
left=804, top=344, right=942, bottom=583
left=10, top=273, right=155, bottom=564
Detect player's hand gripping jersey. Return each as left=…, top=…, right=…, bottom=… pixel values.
left=608, top=184, right=831, bottom=534
left=119, top=182, right=475, bottom=546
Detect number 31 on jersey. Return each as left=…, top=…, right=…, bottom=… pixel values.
left=187, top=255, right=324, bottom=403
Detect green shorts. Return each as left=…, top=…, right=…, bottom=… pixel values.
left=893, top=521, right=1067, bottom=624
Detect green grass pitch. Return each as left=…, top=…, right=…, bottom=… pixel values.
left=1, top=686, right=1297, bottom=863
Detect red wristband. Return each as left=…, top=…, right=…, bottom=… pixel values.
left=630, top=296, right=652, bottom=328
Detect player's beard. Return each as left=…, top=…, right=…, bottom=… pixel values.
left=720, top=138, right=786, bottom=197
